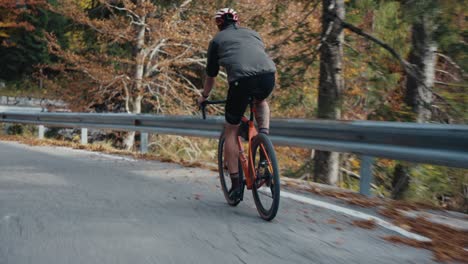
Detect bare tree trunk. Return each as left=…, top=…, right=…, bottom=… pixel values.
left=391, top=163, right=410, bottom=199
left=405, top=16, right=437, bottom=123
left=392, top=15, right=437, bottom=198
left=124, top=13, right=146, bottom=151
left=123, top=95, right=143, bottom=150
left=313, top=0, right=345, bottom=185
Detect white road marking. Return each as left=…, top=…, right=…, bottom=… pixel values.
left=90, top=152, right=137, bottom=162
left=281, top=190, right=431, bottom=242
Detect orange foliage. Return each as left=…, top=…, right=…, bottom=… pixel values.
left=0, top=0, right=46, bottom=45
left=45, top=0, right=215, bottom=114
left=43, top=0, right=324, bottom=118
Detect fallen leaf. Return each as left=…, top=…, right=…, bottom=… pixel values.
left=352, top=219, right=376, bottom=229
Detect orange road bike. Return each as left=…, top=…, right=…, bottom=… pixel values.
left=201, top=98, right=280, bottom=221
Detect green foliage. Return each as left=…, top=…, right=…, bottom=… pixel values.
left=343, top=1, right=411, bottom=120
left=5, top=124, right=37, bottom=137
left=399, top=0, right=467, bottom=123
left=6, top=124, right=24, bottom=135
left=0, top=6, right=68, bottom=81
left=368, top=103, right=415, bottom=122
left=355, top=0, right=375, bottom=9
left=437, top=2, right=467, bottom=73
left=402, top=0, right=467, bottom=71
left=406, top=165, right=467, bottom=211
left=373, top=1, right=409, bottom=56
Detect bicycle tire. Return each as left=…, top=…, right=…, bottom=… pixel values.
left=251, top=133, right=280, bottom=221
left=218, top=132, right=244, bottom=206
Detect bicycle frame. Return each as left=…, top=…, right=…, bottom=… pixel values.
left=201, top=98, right=280, bottom=220
left=201, top=98, right=269, bottom=190
left=237, top=115, right=258, bottom=190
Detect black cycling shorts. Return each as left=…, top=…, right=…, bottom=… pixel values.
left=225, top=72, right=275, bottom=125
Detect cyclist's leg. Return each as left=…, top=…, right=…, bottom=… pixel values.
left=252, top=73, right=275, bottom=134
left=254, top=100, right=270, bottom=134
left=224, top=123, right=239, bottom=175
left=225, top=78, right=250, bottom=193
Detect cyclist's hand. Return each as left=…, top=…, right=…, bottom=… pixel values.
left=197, top=95, right=207, bottom=107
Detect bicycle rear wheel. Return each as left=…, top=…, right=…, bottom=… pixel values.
left=218, top=132, right=244, bottom=206
left=251, top=133, right=280, bottom=221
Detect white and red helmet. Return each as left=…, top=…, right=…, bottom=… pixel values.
left=214, top=8, right=239, bottom=27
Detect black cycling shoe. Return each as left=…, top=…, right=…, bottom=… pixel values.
left=228, top=186, right=242, bottom=201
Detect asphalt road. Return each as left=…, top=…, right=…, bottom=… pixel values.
left=0, top=141, right=436, bottom=264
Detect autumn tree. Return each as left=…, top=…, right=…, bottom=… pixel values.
left=0, top=0, right=41, bottom=39
left=46, top=0, right=213, bottom=150
left=392, top=0, right=467, bottom=199
left=324, top=0, right=466, bottom=199
left=401, top=1, right=439, bottom=123
left=313, top=0, right=345, bottom=185
left=205, top=0, right=323, bottom=118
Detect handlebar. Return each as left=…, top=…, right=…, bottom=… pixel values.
left=200, top=100, right=226, bottom=120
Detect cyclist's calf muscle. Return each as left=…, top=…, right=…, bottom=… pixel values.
left=224, top=123, right=240, bottom=175
left=254, top=100, right=270, bottom=132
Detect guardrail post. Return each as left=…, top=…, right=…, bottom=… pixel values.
left=140, top=132, right=148, bottom=154
left=38, top=125, right=45, bottom=139
left=359, top=155, right=374, bottom=197
left=81, top=128, right=88, bottom=145
left=3, top=123, right=9, bottom=134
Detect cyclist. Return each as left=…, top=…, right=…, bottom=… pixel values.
left=197, top=8, right=276, bottom=200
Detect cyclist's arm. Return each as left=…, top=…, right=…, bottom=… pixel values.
left=202, top=77, right=215, bottom=98
left=202, top=40, right=219, bottom=98
left=206, top=40, right=219, bottom=78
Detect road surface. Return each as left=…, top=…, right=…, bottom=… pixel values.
left=0, top=141, right=436, bottom=264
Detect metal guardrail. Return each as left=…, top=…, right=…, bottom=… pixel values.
left=1, top=111, right=467, bottom=195
left=0, top=106, right=44, bottom=113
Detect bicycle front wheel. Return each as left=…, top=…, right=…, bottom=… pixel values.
left=251, top=133, right=280, bottom=221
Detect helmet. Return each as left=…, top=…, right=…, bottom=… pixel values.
left=214, top=8, right=239, bottom=28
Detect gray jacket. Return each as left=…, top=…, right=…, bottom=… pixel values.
left=206, top=24, right=276, bottom=83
